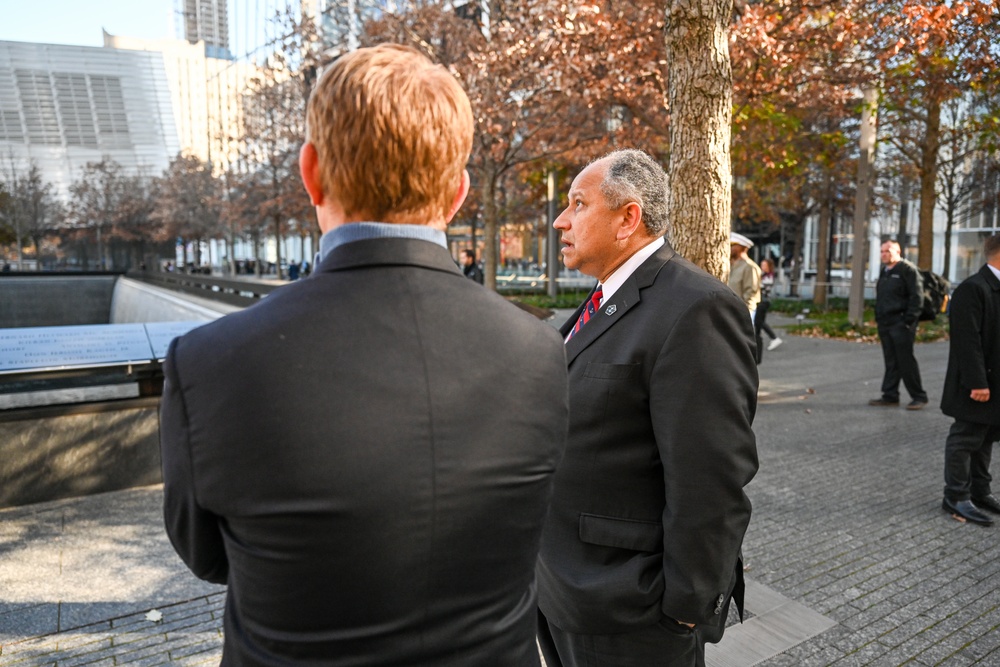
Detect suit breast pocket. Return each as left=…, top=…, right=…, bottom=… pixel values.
left=579, top=513, right=662, bottom=552
left=583, top=362, right=640, bottom=381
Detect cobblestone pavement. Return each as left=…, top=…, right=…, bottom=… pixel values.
left=0, top=595, right=224, bottom=666
left=2, top=319, right=996, bottom=666
left=749, top=327, right=999, bottom=666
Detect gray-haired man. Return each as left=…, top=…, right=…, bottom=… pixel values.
left=536, top=149, right=759, bottom=667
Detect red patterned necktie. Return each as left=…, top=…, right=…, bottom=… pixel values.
left=568, top=286, right=604, bottom=341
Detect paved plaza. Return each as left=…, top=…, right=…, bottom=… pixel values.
left=1, top=314, right=998, bottom=666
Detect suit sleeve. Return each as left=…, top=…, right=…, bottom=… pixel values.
left=160, top=337, right=229, bottom=584
left=948, top=281, right=988, bottom=391
left=649, top=289, right=759, bottom=625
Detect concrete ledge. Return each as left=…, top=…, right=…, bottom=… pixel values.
left=110, top=278, right=237, bottom=324
left=0, top=403, right=162, bottom=509
left=0, top=276, right=117, bottom=328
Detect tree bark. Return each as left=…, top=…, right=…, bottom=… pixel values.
left=917, top=96, right=941, bottom=270
left=665, top=0, right=734, bottom=281
left=481, top=174, right=498, bottom=291
left=813, top=189, right=832, bottom=307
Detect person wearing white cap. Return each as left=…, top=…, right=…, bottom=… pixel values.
left=728, top=232, right=762, bottom=326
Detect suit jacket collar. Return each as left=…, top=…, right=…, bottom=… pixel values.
left=315, top=237, right=463, bottom=278
left=982, top=263, right=1000, bottom=291
left=562, top=242, right=677, bottom=365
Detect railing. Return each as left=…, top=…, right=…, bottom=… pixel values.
left=126, top=270, right=283, bottom=307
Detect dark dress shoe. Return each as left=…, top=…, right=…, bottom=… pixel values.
left=942, top=498, right=994, bottom=525
left=868, top=398, right=900, bottom=407
left=972, top=494, right=1000, bottom=514
left=906, top=400, right=928, bottom=410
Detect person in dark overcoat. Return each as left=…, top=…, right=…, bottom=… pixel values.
left=941, top=233, right=1000, bottom=526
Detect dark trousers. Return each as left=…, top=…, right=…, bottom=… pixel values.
left=537, top=609, right=705, bottom=667
left=877, top=320, right=927, bottom=402
left=944, top=420, right=1000, bottom=502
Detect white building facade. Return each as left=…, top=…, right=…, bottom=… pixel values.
left=0, top=40, right=179, bottom=202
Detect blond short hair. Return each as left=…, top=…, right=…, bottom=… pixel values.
left=306, top=44, right=473, bottom=223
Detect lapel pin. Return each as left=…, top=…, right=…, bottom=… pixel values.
left=605, top=304, right=617, bottom=316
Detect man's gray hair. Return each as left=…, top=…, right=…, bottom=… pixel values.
left=596, top=149, right=669, bottom=236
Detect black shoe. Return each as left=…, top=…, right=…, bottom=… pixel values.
left=942, top=498, right=994, bottom=525
left=869, top=398, right=900, bottom=407
left=906, top=400, right=929, bottom=411
left=972, top=494, right=1000, bottom=514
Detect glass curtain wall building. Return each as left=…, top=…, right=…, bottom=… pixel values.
left=0, top=40, right=179, bottom=201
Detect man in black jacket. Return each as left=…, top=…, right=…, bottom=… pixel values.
left=460, top=248, right=484, bottom=284
left=870, top=239, right=929, bottom=409
left=940, top=234, right=1000, bottom=525
left=159, top=44, right=569, bottom=666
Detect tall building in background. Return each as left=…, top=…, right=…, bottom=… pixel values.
left=183, top=0, right=231, bottom=59
left=104, top=32, right=254, bottom=172
left=0, top=40, right=179, bottom=201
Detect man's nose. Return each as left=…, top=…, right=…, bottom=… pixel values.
left=553, top=210, right=569, bottom=230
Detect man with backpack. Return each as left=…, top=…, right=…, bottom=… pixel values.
left=869, top=239, right=929, bottom=410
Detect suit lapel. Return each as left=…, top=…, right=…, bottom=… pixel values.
left=564, top=243, right=676, bottom=365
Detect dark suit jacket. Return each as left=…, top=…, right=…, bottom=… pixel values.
left=160, top=237, right=569, bottom=666
left=941, top=264, right=1000, bottom=425
left=536, top=241, right=758, bottom=641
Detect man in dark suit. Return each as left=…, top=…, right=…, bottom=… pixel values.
left=941, top=233, right=1000, bottom=526
left=159, top=44, right=569, bottom=666
left=536, top=149, right=759, bottom=667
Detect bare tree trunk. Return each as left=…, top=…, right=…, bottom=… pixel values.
left=253, top=234, right=263, bottom=277
left=814, top=189, right=832, bottom=307
left=789, top=216, right=805, bottom=297
left=943, top=202, right=955, bottom=279
left=665, top=0, right=733, bottom=281
left=897, top=176, right=910, bottom=253
left=481, top=174, right=498, bottom=291
left=917, top=96, right=941, bottom=270
left=273, top=216, right=283, bottom=279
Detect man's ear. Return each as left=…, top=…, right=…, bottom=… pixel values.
left=616, top=202, right=643, bottom=240
left=444, top=169, right=471, bottom=224
left=299, top=143, right=324, bottom=206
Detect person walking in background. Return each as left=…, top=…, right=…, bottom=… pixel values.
left=728, top=232, right=762, bottom=324
left=159, top=44, right=569, bottom=666
left=870, top=239, right=928, bottom=410
left=758, top=257, right=782, bottom=352
left=536, top=149, right=758, bottom=667
left=460, top=248, right=483, bottom=284
left=940, top=234, right=1000, bottom=526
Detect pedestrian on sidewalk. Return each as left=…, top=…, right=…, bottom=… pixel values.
left=757, top=257, right=783, bottom=355
left=728, top=232, right=761, bottom=325
left=940, top=233, right=1000, bottom=526
left=869, top=239, right=929, bottom=410
left=460, top=248, right=483, bottom=284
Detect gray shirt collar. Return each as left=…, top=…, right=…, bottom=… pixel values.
left=317, top=222, right=447, bottom=265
